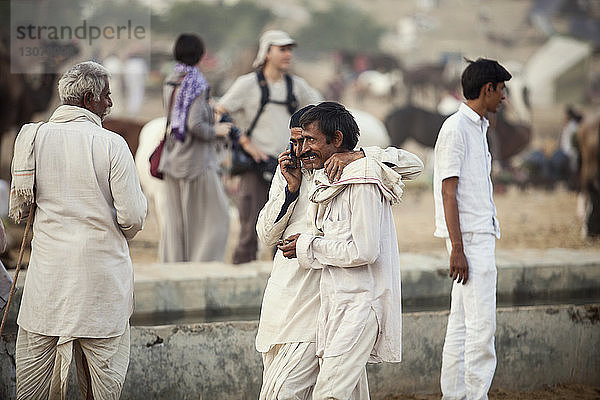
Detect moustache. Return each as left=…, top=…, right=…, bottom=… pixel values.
left=101, top=107, right=112, bottom=121
left=300, top=151, right=318, bottom=159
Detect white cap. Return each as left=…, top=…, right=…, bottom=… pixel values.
left=252, top=30, right=296, bottom=69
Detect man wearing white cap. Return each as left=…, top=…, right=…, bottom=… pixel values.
left=217, top=30, right=322, bottom=264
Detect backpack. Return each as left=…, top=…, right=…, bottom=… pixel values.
left=246, top=69, right=299, bottom=136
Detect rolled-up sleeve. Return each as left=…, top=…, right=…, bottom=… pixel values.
left=296, top=233, right=323, bottom=270
left=110, top=139, right=147, bottom=240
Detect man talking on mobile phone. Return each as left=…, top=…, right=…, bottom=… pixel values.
left=255, top=103, right=423, bottom=399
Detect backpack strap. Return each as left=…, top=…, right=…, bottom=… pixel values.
left=284, top=74, right=298, bottom=114
left=246, top=70, right=270, bottom=137
left=246, top=70, right=298, bottom=137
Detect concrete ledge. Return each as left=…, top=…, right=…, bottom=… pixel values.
left=1, top=304, right=598, bottom=399
left=2, top=249, right=599, bottom=331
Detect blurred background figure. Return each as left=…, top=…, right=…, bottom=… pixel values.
left=103, top=53, right=125, bottom=117
left=216, top=30, right=321, bottom=264
left=124, top=53, right=149, bottom=116
left=550, top=106, right=583, bottom=189
left=522, top=105, right=583, bottom=190
left=158, top=34, right=232, bottom=263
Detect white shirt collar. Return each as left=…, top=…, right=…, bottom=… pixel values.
left=459, top=103, right=488, bottom=129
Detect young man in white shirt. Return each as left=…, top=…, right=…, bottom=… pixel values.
left=279, top=102, right=410, bottom=399
left=433, top=58, right=511, bottom=400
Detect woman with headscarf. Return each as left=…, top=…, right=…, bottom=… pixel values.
left=158, top=33, right=231, bottom=262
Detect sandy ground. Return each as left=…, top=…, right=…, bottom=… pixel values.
left=127, top=179, right=599, bottom=264
left=386, top=383, right=600, bottom=400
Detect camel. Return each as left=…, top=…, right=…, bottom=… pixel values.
left=0, top=40, right=79, bottom=173
left=384, top=105, right=446, bottom=149
left=103, top=117, right=145, bottom=156
left=401, top=62, right=449, bottom=105
left=576, top=112, right=600, bottom=237
left=384, top=80, right=532, bottom=165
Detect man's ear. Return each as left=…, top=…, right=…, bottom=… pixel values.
left=82, top=91, right=94, bottom=109
left=484, top=82, right=494, bottom=96
left=333, top=130, right=344, bottom=148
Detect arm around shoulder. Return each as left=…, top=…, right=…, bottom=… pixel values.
left=362, top=146, right=424, bottom=180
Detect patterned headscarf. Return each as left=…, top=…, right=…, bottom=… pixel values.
left=170, top=63, right=210, bottom=141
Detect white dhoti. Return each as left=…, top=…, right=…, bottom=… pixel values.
left=16, top=325, right=130, bottom=400
left=260, top=342, right=319, bottom=400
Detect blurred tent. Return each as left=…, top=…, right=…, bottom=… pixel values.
left=528, top=0, right=600, bottom=49
left=523, top=36, right=592, bottom=106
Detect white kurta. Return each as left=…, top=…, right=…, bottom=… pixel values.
left=16, top=105, right=147, bottom=339
left=255, top=148, right=423, bottom=353
left=296, top=158, right=403, bottom=363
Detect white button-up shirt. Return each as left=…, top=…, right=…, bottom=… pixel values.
left=433, top=103, right=500, bottom=239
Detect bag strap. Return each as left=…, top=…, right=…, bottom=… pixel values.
left=246, top=70, right=269, bottom=138
left=284, top=74, right=298, bottom=115
left=246, top=70, right=298, bottom=137
left=163, top=76, right=185, bottom=138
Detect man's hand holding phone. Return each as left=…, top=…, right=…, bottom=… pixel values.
left=278, top=141, right=302, bottom=193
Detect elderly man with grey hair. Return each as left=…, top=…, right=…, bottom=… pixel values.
left=10, top=61, right=147, bottom=399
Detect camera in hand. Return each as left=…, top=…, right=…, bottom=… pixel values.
left=219, top=113, right=241, bottom=141
left=222, top=112, right=278, bottom=183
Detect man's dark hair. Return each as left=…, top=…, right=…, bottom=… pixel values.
left=299, top=101, right=359, bottom=150
left=461, top=58, right=512, bottom=100
left=174, top=34, right=205, bottom=66
left=289, top=104, right=315, bottom=129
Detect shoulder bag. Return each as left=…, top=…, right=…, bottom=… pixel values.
left=150, top=77, right=182, bottom=179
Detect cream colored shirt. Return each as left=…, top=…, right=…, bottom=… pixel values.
left=17, top=105, right=147, bottom=338
left=218, top=72, right=322, bottom=157
left=296, top=158, right=404, bottom=363
left=255, top=148, right=423, bottom=353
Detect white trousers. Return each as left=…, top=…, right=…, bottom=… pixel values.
left=441, top=233, right=497, bottom=400
left=260, top=342, right=319, bottom=400
left=313, top=309, right=377, bottom=400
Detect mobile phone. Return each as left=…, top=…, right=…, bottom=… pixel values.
left=277, top=238, right=293, bottom=246
left=287, top=141, right=298, bottom=169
